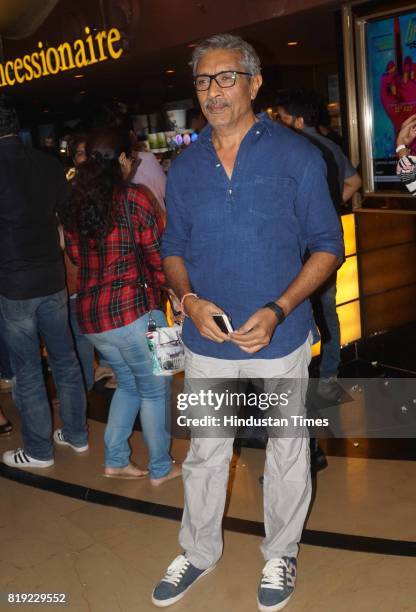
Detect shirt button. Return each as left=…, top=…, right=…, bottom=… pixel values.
left=216, top=163, right=221, bottom=167
left=229, top=189, right=232, bottom=194
left=255, top=130, right=260, bottom=135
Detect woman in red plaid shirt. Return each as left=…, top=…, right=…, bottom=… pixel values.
left=63, top=127, right=180, bottom=484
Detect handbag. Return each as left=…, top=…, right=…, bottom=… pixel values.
left=122, top=189, right=185, bottom=376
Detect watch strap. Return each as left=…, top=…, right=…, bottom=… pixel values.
left=263, top=302, right=286, bottom=324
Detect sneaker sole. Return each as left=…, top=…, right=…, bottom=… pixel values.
left=3, top=458, right=54, bottom=469
left=151, top=564, right=216, bottom=608
left=257, top=591, right=294, bottom=612
left=57, top=443, right=89, bottom=453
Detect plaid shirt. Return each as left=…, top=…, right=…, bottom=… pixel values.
left=65, top=185, right=165, bottom=334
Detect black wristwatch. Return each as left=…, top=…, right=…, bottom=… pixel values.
left=263, top=302, right=286, bottom=324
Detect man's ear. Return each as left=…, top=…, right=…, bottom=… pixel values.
left=250, top=74, right=263, bottom=100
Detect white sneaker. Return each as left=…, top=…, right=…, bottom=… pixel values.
left=53, top=429, right=89, bottom=453
left=3, top=448, right=54, bottom=468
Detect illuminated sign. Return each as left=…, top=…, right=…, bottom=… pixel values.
left=0, top=27, right=123, bottom=88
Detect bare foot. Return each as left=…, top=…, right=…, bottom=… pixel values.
left=150, top=462, right=182, bottom=486
left=0, top=408, right=8, bottom=426
left=94, top=366, right=114, bottom=382
left=0, top=407, right=12, bottom=435
left=104, top=375, right=117, bottom=389
left=104, top=462, right=149, bottom=479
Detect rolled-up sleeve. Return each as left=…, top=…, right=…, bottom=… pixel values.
left=161, top=165, right=191, bottom=260
left=295, top=151, right=345, bottom=260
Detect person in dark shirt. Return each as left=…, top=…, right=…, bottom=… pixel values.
left=276, top=89, right=361, bottom=404
left=0, top=96, right=88, bottom=469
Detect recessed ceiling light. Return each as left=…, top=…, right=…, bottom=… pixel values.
left=74, top=74, right=84, bottom=78
left=287, top=41, right=299, bottom=46
left=166, top=69, right=175, bottom=74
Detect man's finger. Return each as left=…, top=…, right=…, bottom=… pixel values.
left=234, top=317, right=256, bottom=334
left=230, top=329, right=268, bottom=347
left=401, top=113, right=416, bottom=127
left=238, top=343, right=266, bottom=354
left=201, top=321, right=230, bottom=342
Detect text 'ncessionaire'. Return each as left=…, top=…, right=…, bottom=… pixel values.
left=0, top=27, right=124, bottom=88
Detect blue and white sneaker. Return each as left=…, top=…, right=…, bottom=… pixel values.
left=152, top=554, right=215, bottom=607
left=53, top=429, right=88, bottom=453
left=257, top=557, right=297, bottom=611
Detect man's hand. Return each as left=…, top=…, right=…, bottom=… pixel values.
left=229, top=308, right=279, bottom=354
left=185, top=297, right=230, bottom=343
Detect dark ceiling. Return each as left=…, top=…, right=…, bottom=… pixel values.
left=1, top=0, right=342, bottom=125
left=0, top=0, right=58, bottom=38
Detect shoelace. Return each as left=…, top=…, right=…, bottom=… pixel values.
left=162, top=555, right=190, bottom=586
left=261, top=559, right=290, bottom=591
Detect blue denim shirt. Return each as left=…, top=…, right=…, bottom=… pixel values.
left=162, top=115, right=344, bottom=359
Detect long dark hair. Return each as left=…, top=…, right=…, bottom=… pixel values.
left=62, top=126, right=132, bottom=243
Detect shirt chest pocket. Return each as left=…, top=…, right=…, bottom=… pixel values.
left=249, top=176, right=296, bottom=220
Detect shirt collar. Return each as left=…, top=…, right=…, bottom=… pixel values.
left=197, top=112, right=272, bottom=148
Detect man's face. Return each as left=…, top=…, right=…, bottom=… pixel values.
left=74, top=143, right=86, bottom=166
left=276, top=106, right=304, bottom=130
left=195, top=48, right=262, bottom=130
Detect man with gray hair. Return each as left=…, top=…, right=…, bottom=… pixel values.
left=152, top=34, right=343, bottom=610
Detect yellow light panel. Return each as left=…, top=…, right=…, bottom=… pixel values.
left=338, top=300, right=361, bottom=345
left=311, top=340, right=321, bottom=357
left=311, top=298, right=361, bottom=356
left=341, top=213, right=356, bottom=257
left=336, top=255, right=359, bottom=305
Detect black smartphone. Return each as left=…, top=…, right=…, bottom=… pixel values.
left=212, top=313, right=234, bottom=334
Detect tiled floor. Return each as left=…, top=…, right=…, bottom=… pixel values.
left=1, top=394, right=416, bottom=612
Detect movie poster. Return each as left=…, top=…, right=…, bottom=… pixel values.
left=366, top=11, right=416, bottom=190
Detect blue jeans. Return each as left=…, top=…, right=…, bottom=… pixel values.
left=69, top=298, right=94, bottom=391
left=86, top=311, right=171, bottom=478
left=312, top=272, right=340, bottom=379
left=0, top=289, right=88, bottom=460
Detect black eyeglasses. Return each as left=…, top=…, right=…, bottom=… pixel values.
left=194, top=70, right=252, bottom=91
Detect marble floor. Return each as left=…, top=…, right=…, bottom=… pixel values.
left=1, top=393, right=416, bottom=612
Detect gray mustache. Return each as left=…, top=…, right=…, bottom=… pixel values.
left=205, top=101, right=230, bottom=110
